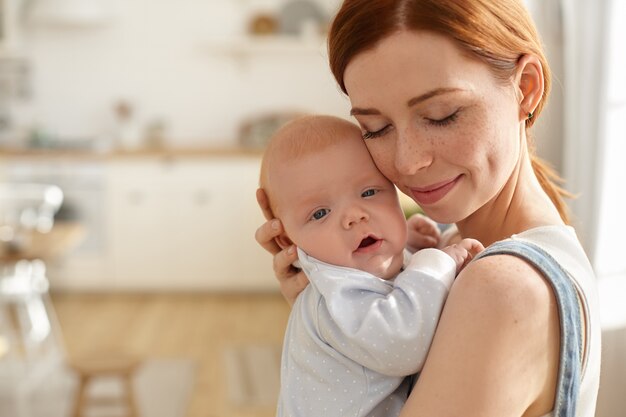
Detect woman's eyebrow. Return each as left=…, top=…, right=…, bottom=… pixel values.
left=350, top=87, right=464, bottom=116
left=406, top=87, right=464, bottom=107
left=350, top=107, right=379, bottom=116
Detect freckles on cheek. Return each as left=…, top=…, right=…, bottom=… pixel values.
left=441, top=136, right=476, bottom=180
left=470, top=123, right=500, bottom=174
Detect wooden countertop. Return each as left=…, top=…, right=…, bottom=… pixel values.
left=0, top=146, right=263, bottom=160
left=0, top=221, right=86, bottom=262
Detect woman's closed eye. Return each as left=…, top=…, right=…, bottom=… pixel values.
left=311, top=208, right=330, bottom=221
left=426, top=109, right=460, bottom=127
left=361, top=108, right=460, bottom=138
left=362, top=124, right=392, bottom=140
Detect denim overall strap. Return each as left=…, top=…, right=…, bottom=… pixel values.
left=474, top=240, right=583, bottom=417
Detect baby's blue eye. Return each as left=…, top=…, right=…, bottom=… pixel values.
left=362, top=189, right=377, bottom=198
left=312, top=208, right=330, bottom=220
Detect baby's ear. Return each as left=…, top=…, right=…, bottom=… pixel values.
left=275, top=234, right=294, bottom=250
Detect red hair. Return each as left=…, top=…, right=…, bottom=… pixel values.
left=328, top=0, right=572, bottom=223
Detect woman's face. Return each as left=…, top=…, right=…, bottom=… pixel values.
left=343, top=30, right=523, bottom=224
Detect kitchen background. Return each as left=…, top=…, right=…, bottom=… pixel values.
left=1, top=0, right=350, bottom=293
left=0, top=0, right=624, bottom=417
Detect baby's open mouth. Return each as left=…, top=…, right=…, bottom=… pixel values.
left=358, top=236, right=378, bottom=249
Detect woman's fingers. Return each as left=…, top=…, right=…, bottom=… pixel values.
left=255, top=188, right=310, bottom=305
left=255, top=218, right=283, bottom=255
left=279, top=270, right=310, bottom=307
left=273, top=245, right=299, bottom=279
left=273, top=245, right=310, bottom=306
left=282, top=271, right=310, bottom=307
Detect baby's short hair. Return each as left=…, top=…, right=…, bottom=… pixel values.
left=259, top=115, right=363, bottom=212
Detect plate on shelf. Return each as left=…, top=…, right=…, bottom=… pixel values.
left=278, top=0, right=329, bottom=37
left=238, top=112, right=305, bottom=149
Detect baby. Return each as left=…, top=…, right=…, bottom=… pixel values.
left=260, top=115, right=482, bottom=417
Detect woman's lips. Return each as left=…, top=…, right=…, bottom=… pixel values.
left=410, top=175, right=462, bottom=206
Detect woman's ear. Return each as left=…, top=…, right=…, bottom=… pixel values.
left=515, top=54, right=544, bottom=121
left=275, top=234, right=294, bottom=250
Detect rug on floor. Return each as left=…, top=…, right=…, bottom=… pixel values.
left=1, top=358, right=196, bottom=417
left=222, top=343, right=281, bottom=408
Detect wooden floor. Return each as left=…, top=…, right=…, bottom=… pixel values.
left=51, top=292, right=291, bottom=417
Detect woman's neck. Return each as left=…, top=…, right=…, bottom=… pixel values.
left=456, top=152, right=564, bottom=247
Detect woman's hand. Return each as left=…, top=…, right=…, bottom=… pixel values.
left=406, top=213, right=441, bottom=252
left=255, top=188, right=309, bottom=306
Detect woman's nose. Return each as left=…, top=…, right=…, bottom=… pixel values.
left=395, top=128, right=432, bottom=175
left=342, top=206, right=369, bottom=229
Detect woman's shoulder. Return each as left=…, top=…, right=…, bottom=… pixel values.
left=407, top=244, right=560, bottom=415
left=452, top=251, right=557, bottom=324
left=451, top=224, right=584, bottom=316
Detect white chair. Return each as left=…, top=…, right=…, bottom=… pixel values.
left=0, top=183, right=63, bottom=259
left=0, top=183, right=67, bottom=417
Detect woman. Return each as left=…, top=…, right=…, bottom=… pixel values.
left=255, top=0, right=601, bottom=415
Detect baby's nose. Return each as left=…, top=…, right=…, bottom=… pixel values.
left=342, top=207, right=369, bottom=229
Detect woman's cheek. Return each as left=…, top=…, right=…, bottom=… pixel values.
left=364, top=140, right=399, bottom=183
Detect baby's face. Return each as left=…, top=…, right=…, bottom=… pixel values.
left=272, top=135, right=408, bottom=279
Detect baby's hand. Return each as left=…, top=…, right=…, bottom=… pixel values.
left=406, top=213, right=441, bottom=252
left=441, top=238, right=484, bottom=274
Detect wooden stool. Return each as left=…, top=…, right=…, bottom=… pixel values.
left=69, top=354, right=141, bottom=417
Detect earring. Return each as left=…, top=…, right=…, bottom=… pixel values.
left=527, top=111, right=534, bottom=120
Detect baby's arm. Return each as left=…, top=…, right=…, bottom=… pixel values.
left=441, top=238, right=484, bottom=273
left=310, top=249, right=461, bottom=377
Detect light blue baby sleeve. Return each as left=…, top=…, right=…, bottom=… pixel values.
left=298, top=248, right=456, bottom=376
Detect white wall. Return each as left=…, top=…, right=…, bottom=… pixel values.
left=20, top=0, right=349, bottom=147
left=593, top=0, right=626, bottom=279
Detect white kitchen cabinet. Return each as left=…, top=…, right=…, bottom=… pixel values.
left=107, top=160, right=170, bottom=288
left=107, top=155, right=277, bottom=291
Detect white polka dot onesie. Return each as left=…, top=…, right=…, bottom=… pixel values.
left=277, top=247, right=456, bottom=417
